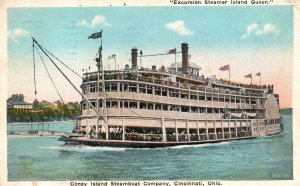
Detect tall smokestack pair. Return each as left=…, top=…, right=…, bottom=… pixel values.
left=131, top=43, right=189, bottom=72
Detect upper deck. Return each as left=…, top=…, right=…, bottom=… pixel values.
left=81, top=42, right=273, bottom=98
left=82, top=70, right=269, bottom=98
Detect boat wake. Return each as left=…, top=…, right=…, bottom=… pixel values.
left=166, top=141, right=230, bottom=149
left=40, top=141, right=230, bottom=151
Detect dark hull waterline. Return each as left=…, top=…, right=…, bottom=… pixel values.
left=58, top=136, right=264, bottom=148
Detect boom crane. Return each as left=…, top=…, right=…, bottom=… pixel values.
left=32, top=37, right=107, bottom=138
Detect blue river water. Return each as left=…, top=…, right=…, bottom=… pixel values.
left=7, top=116, right=293, bottom=181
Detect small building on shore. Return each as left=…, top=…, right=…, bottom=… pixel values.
left=7, top=100, right=33, bottom=111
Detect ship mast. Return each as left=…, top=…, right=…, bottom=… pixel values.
left=94, top=30, right=108, bottom=140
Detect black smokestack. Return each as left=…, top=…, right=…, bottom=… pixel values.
left=131, top=48, right=138, bottom=70
left=181, top=43, right=189, bottom=73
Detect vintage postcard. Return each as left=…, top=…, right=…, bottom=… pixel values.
left=0, top=0, right=299, bottom=185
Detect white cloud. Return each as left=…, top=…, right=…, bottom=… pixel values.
left=247, top=23, right=258, bottom=33
left=165, top=20, right=193, bottom=36
left=256, top=23, right=279, bottom=35
left=91, top=15, right=111, bottom=27
left=76, top=15, right=111, bottom=28
left=8, top=28, right=30, bottom=42
left=240, top=23, right=258, bottom=40
left=76, top=20, right=89, bottom=27
left=240, top=23, right=279, bottom=40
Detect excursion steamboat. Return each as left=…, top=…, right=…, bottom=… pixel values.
left=56, top=31, right=282, bottom=148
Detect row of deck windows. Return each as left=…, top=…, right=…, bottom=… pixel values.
left=83, top=100, right=257, bottom=114
left=84, top=83, right=261, bottom=105
left=83, top=72, right=265, bottom=96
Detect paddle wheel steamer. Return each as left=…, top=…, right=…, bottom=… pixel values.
left=46, top=31, right=282, bottom=148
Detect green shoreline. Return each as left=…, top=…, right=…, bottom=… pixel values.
left=7, top=119, right=75, bottom=125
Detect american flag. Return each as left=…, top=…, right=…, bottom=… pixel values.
left=219, top=65, right=230, bottom=71
left=167, top=48, right=176, bottom=54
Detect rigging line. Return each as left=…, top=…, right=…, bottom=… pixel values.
left=32, top=38, right=105, bottom=122
left=35, top=46, right=65, bottom=105
left=32, top=40, right=37, bottom=96
left=35, top=47, right=79, bottom=129
left=140, top=52, right=182, bottom=58
left=95, top=51, right=99, bottom=58
left=39, top=44, right=83, bottom=79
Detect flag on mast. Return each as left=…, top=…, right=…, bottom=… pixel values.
left=167, top=48, right=176, bottom=54
left=108, top=54, right=116, bottom=60
left=219, top=64, right=230, bottom=81
left=256, top=72, right=261, bottom=86
left=88, top=31, right=102, bottom=39
left=167, top=48, right=177, bottom=72
left=245, top=73, right=253, bottom=84
left=245, top=73, right=252, bottom=78
left=219, top=65, right=230, bottom=71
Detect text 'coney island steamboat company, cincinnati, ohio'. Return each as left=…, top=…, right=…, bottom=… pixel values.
left=71, top=181, right=218, bottom=186
left=170, top=0, right=274, bottom=5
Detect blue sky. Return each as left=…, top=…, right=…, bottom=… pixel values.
left=7, top=6, right=293, bottom=107
left=8, top=6, right=293, bottom=58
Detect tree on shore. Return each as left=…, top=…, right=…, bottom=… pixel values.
left=7, top=99, right=81, bottom=122
left=8, top=94, right=24, bottom=102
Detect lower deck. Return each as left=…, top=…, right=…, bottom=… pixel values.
left=73, top=117, right=282, bottom=145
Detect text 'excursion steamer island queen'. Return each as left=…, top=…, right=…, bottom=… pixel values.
left=56, top=30, right=282, bottom=148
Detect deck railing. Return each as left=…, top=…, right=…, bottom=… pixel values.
left=83, top=71, right=266, bottom=97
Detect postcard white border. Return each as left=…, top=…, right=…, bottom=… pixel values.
left=0, top=0, right=299, bottom=186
